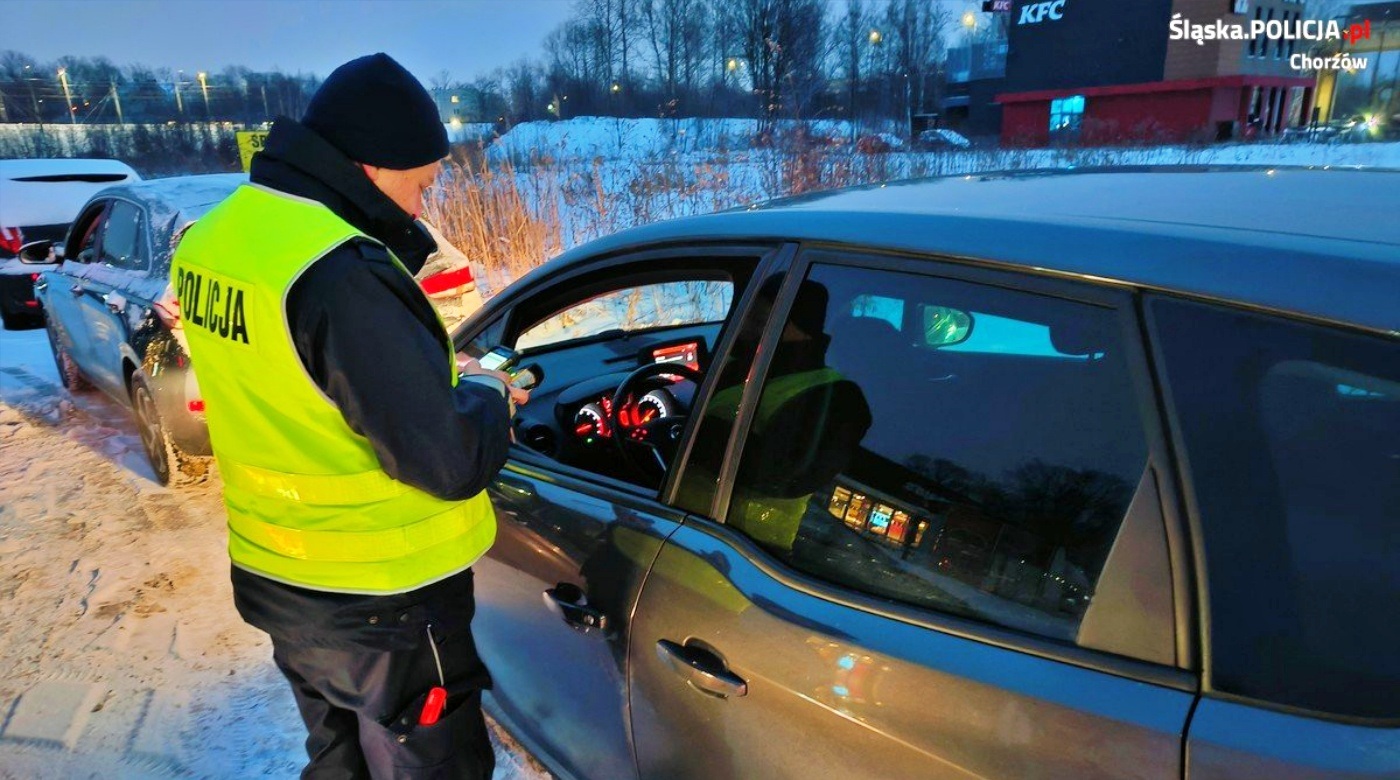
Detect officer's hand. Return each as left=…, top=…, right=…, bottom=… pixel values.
left=458, top=357, right=530, bottom=408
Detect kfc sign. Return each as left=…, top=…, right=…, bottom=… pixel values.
left=982, top=0, right=1013, bottom=11
left=1019, top=0, right=1067, bottom=25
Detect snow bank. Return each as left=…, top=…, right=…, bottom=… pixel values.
left=490, top=116, right=856, bottom=162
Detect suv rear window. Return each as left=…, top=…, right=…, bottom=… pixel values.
left=1150, top=297, right=1400, bottom=719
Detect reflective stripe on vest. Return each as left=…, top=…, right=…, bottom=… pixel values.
left=172, top=184, right=495, bottom=594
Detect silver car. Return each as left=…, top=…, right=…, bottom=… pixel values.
left=456, top=167, right=1399, bottom=779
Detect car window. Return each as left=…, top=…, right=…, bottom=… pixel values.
left=718, top=259, right=1149, bottom=645
left=516, top=280, right=732, bottom=350
left=98, top=201, right=146, bottom=271
left=1150, top=297, right=1400, bottom=720
left=68, top=204, right=107, bottom=264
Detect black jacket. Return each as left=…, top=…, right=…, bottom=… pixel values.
left=232, top=118, right=511, bottom=649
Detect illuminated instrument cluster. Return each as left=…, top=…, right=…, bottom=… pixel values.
left=572, top=390, right=676, bottom=444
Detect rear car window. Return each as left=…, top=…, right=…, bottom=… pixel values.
left=711, top=260, right=1150, bottom=646
left=1150, top=297, right=1400, bottom=719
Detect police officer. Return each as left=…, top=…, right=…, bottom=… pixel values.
left=172, top=53, right=522, bottom=778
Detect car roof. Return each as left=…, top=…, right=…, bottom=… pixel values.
left=0, top=158, right=142, bottom=228
left=0, top=158, right=139, bottom=180
left=96, top=173, right=246, bottom=271
left=547, top=167, right=1399, bottom=335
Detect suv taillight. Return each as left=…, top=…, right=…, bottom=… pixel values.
left=420, top=266, right=475, bottom=296
left=0, top=226, right=22, bottom=256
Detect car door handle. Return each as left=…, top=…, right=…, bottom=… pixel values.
left=543, top=583, right=608, bottom=633
left=102, top=292, right=127, bottom=314
left=656, top=639, right=748, bottom=699
left=69, top=283, right=84, bottom=296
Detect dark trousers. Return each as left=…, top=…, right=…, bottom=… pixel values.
left=269, top=609, right=495, bottom=779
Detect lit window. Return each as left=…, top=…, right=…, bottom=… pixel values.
left=1049, top=95, right=1086, bottom=141
left=450, top=94, right=459, bottom=104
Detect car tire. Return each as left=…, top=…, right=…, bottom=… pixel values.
left=45, top=317, right=93, bottom=392
left=1, top=309, right=19, bottom=330
left=130, top=372, right=209, bottom=487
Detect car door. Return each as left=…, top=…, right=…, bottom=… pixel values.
left=1145, top=296, right=1400, bottom=778
left=629, top=249, right=1199, bottom=778
left=72, top=198, right=149, bottom=396
left=43, top=201, right=109, bottom=372
left=456, top=246, right=774, bottom=780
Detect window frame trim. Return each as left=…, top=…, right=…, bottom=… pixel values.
left=678, top=507, right=1196, bottom=692
left=63, top=200, right=111, bottom=267
left=452, top=240, right=784, bottom=503
left=700, top=242, right=1198, bottom=676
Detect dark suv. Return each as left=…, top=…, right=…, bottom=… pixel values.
left=35, top=174, right=245, bottom=485
left=454, top=168, right=1399, bottom=779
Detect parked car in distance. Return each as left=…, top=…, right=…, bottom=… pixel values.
left=35, top=174, right=243, bottom=485
left=454, top=168, right=1399, bottom=780
left=0, top=158, right=140, bottom=329
left=33, top=174, right=488, bottom=486
left=916, top=127, right=972, bottom=150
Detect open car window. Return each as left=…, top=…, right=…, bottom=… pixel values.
left=516, top=280, right=732, bottom=351
left=461, top=255, right=764, bottom=492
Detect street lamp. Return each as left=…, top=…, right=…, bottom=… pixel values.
left=58, top=67, right=76, bottom=124
left=869, top=29, right=883, bottom=45
left=198, top=71, right=210, bottom=120
left=962, top=11, right=978, bottom=31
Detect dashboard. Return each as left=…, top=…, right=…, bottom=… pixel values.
left=505, top=329, right=712, bottom=478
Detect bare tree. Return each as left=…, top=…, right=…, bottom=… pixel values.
left=879, top=0, right=952, bottom=128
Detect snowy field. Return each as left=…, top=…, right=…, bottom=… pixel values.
left=0, top=326, right=545, bottom=778
left=430, top=117, right=1400, bottom=294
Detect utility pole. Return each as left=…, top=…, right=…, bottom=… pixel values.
left=175, top=72, right=185, bottom=117
left=58, top=67, right=77, bottom=124
left=198, top=71, right=210, bottom=120
left=260, top=84, right=269, bottom=119
left=110, top=80, right=124, bottom=125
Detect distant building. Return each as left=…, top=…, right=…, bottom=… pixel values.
left=995, top=0, right=1316, bottom=146
left=432, top=88, right=482, bottom=125
left=943, top=25, right=1010, bottom=139
left=1312, top=2, right=1400, bottom=132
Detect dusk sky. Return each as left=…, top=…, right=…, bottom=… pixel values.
left=0, top=0, right=576, bottom=83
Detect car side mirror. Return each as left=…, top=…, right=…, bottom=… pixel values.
left=18, top=240, right=58, bottom=265
left=923, top=306, right=974, bottom=347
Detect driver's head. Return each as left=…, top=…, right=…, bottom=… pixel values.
left=302, top=53, right=447, bottom=219
left=774, top=281, right=832, bottom=372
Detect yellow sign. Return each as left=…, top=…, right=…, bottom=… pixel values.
left=236, top=131, right=270, bottom=172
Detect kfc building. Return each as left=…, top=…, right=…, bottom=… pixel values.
left=997, top=0, right=1316, bottom=146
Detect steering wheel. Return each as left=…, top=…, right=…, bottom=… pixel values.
left=609, top=362, right=704, bottom=478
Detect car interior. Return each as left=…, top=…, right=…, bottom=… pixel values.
left=460, top=257, right=759, bottom=490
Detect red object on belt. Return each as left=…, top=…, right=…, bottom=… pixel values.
left=419, top=266, right=474, bottom=295
left=419, top=686, right=448, bottom=726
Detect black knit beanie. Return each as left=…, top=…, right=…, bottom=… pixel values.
left=302, top=53, right=448, bottom=170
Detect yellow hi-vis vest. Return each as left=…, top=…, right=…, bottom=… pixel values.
left=679, top=367, right=846, bottom=551
left=171, top=184, right=496, bottom=594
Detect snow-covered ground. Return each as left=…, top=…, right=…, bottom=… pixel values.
left=0, top=326, right=545, bottom=778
